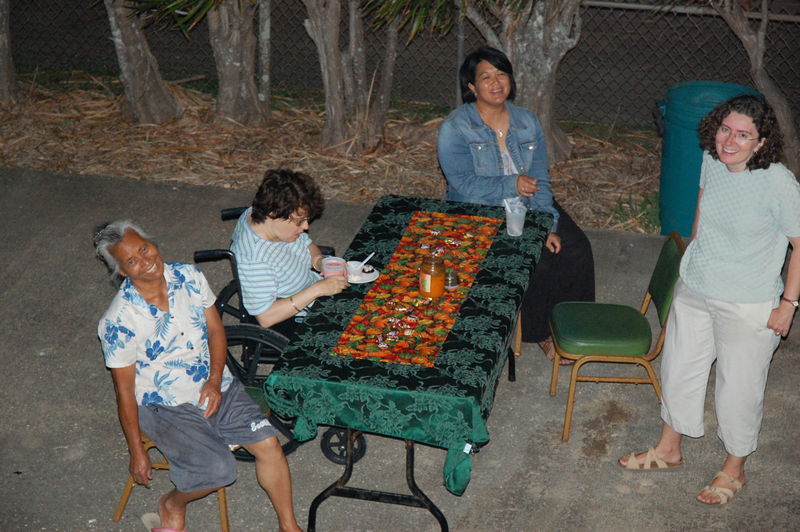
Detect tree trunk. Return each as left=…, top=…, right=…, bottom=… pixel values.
left=348, top=1, right=368, bottom=115
left=208, top=0, right=264, bottom=127
left=303, top=0, right=400, bottom=151
left=303, top=0, right=347, bottom=148
left=465, top=0, right=581, bottom=164
left=257, top=0, right=271, bottom=116
left=103, top=0, right=181, bottom=124
left=342, top=5, right=401, bottom=152
left=711, top=0, right=800, bottom=175
left=369, top=17, right=401, bottom=133
left=0, top=0, right=18, bottom=104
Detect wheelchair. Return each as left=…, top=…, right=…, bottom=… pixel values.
left=194, top=207, right=366, bottom=465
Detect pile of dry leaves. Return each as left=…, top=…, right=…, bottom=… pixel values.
left=0, top=78, right=661, bottom=232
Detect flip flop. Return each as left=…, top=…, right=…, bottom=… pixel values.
left=141, top=513, right=187, bottom=532
left=696, top=471, right=746, bottom=507
left=141, top=514, right=160, bottom=532
left=618, top=447, right=684, bottom=472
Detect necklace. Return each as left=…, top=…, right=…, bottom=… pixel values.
left=478, top=105, right=507, bottom=139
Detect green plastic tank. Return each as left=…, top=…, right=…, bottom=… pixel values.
left=657, top=81, right=760, bottom=236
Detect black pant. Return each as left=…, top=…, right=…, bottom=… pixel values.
left=269, top=313, right=301, bottom=340
left=520, top=200, right=595, bottom=343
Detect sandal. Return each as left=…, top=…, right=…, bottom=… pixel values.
left=696, top=471, right=745, bottom=507
left=539, top=337, right=574, bottom=366
left=618, top=447, right=684, bottom=472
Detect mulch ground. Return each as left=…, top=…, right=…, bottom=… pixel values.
left=0, top=79, right=662, bottom=233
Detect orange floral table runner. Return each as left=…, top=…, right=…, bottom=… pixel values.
left=332, top=211, right=502, bottom=366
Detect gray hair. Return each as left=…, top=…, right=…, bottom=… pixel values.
left=93, top=220, right=152, bottom=280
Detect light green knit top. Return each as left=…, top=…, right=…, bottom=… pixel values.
left=681, top=151, right=800, bottom=303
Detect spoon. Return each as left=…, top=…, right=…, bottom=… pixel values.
left=357, top=252, right=375, bottom=270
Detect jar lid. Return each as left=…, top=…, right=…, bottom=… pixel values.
left=421, top=256, right=444, bottom=266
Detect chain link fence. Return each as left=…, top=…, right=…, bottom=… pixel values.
left=8, top=0, right=800, bottom=129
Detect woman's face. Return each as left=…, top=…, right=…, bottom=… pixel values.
left=111, top=230, right=164, bottom=284
left=715, top=111, right=766, bottom=173
left=267, top=208, right=310, bottom=243
left=468, top=60, right=511, bottom=108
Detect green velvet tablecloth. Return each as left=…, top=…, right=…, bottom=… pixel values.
left=264, top=195, right=550, bottom=495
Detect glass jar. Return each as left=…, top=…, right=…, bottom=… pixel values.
left=444, top=270, right=459, bottom=290
left=419, top=256, right=445, bottom=298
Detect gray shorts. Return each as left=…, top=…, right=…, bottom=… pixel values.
left=138, top=379, right=279, bottom=493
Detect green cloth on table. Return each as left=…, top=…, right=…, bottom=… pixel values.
left=264, top=195, right=549, bottom=495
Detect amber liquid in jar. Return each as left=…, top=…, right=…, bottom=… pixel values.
left=419, top=256, right=445, bottom=298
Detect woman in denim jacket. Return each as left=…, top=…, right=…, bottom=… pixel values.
left=438, top=47, right=595, bottom=364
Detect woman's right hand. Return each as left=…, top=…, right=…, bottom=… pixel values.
left=517, top=175, right=539, bottom=198
left=315, top=274, right=349, bottom=296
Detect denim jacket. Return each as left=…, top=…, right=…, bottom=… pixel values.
left=437, top=101, right=559, bottom=231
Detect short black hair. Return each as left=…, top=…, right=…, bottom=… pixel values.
left=459, top=46, right=516, bottom=104
left=698, top=94, right=783, bottom=171
left=251, top=169, right=324, bottom=224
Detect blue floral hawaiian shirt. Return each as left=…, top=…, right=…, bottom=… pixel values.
left=98, top=262, right=233, bottom=407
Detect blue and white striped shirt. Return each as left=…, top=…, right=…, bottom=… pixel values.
left=230, top=208, right=321, bottom=316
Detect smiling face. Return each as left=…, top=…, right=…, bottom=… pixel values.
left=715, top=111, right=766, bottom=173
left=468, top=60, right=511, bottom=108
left=110, top=229, right=164, bottom=284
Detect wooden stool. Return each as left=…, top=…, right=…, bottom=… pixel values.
left=112, top=434, right=230, bottom=532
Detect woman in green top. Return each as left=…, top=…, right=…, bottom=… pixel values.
left=618, top=95, right=800, bottom=506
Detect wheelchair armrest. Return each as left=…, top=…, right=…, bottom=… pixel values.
left=221, top=207, right=248, bottom=221
left=194, top=249, right=234, bottom=264
left=318, top=245, right=336, bottom=257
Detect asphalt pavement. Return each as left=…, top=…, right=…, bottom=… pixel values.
left=1, top=166, right=798, bottom=532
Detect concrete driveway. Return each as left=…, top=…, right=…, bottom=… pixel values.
left=1, top=167, right=798, bottom=532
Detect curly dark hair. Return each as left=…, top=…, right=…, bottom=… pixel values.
left=698, top=94, right=783, bottom=171
left=251, top=169, right=324, bottom=224
left=460, top=46, right=516, bottom=104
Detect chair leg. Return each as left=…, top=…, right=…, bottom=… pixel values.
left=562, top=359, right=586, bottom=442
left=549, top=352, right=560, bottom=396
left=642, top=361, right=662, bottom=402
left=218, top=487, right=230, bottom=532
left=113, top=475, right=136, bottom=522
left=514, top=313, right=522, bottom=357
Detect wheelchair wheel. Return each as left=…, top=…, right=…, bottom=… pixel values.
left=216, top=280, right=258, bottom=325
left=224, top=324, right=288, bottom=387
left=320, top=427, right=367, bottom=465
left=224, top=324, right=301, bottom=460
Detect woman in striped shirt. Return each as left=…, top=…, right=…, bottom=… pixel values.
left=231, top=169, right=349, bottom=338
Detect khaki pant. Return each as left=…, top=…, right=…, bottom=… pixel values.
left=660, top=278, right=780, bottom=457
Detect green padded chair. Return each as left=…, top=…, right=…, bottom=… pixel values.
left=549, top=231, right=686, bottom=442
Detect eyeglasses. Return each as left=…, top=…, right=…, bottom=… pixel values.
left=287, top=215, right=309, bottom=227
left=717, top=125, right=758, bottom=144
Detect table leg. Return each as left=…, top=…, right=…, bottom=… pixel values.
left=507, top=346, right=516, bottom=382
left=307, top=429, right=449, bottom=532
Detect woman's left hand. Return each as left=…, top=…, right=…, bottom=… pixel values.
left=516, top=175, right=539, bottom=197
left=546, top=233, right=561, bottom=253
left=768, top=302, right=796, bottom=338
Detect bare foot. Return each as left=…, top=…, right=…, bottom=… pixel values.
left=697, top=471, right=746, bottom=505
left=278, top=523, right=305, bottom=532
left=539, top=337, right=573, bottom=365
left=158, top=492, right=185, bottom=532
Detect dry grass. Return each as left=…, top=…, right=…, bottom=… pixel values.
left=0, top=76, right=662, bottom=232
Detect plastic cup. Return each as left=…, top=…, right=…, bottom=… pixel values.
left=321, top=257, right=346, bottom=278
left=504, top=199, right=527, bottom=237
left=346, top=261, right=363, bottom=282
